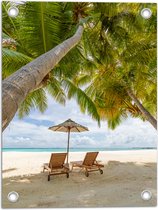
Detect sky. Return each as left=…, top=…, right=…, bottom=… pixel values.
left=3, top=95, right=157, bottom=149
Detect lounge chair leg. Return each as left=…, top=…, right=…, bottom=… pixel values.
left=85, top=170, right=89, bottom=177
left=48, top=174, right=50, bottom=181
left=99, top=169, right=103, bottom=174
left=66, top=173, right=69, bottom=178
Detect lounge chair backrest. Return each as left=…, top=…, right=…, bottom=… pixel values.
left=49, top=153, right=67, bottom=169
left=83, top=152, right=99, bottom=166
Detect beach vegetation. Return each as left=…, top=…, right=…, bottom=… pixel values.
left=2, top=2, right=157, bottom=130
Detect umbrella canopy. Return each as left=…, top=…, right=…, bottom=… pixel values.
left=49, top=119, right=89, bottom=163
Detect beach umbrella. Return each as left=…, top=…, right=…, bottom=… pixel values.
left=49, top=119, right=89, bottom=164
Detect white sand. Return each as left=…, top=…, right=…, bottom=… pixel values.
left=2, top=150, right=157, bottom=207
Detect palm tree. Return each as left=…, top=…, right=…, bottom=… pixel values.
left=63, top=3, right=156, bottom=129
left=2, top=2, right=95, bottom=131
left=2, top=2, right=157, bottom=131
left=79, top=3, right=157, bottom=129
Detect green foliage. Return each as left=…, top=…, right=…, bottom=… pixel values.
left=2, top=2, right=157, bottom=129
left=62, top=79, right=100, bottom=125
left=2, top=1, right=90, bottom=118
left=46, top=76, right=66, bottom=105
left=18, top=89, right=47, bottom=118
left=81, top=3, right=157, bottom=129
left=2, top=48, right=32, bottom=78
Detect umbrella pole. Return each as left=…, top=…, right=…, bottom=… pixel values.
left=66, top=128, right=70, bottom=164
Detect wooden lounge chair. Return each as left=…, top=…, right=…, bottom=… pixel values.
left=71, top=152, right=104, bottom=177
left=43, top=153, right=70, bottom=181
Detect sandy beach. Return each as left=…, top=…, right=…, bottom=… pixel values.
left=2, top=150, right=157, bottom=207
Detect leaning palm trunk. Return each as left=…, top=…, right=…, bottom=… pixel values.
left=127, top=88, right=157, bottom=130
left=2, top=25, right=84, bottom=131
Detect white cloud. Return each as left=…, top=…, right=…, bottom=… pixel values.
left=3, top=98, right=157, bottom=149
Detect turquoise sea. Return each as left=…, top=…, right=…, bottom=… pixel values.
left=2, top=147, right=156, bottom=152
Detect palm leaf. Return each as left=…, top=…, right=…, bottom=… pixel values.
left=62, top=79, right=100, bottom=124
left=18, top=89, right=47, bottom=118
left=46, top=76, right=66, bottom=105
left=2, top=48, right=32, bottom=78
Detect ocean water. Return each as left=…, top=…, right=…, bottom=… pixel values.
left=2, top=147, right=156, bottom=152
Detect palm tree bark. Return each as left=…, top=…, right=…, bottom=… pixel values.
left=2, top=25, right=84, bottom=131
left=126, top=88, right=157, bottom=129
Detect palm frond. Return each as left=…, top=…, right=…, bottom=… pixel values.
left=62, top=79, right=100, bottom=124
left=46, top=76, right=66, bottom=105
left=2, top=48, right=32, bottom=78
left=74, top=74, right=92, bottom=87
left=18, top=89, right=47, bottom=118
left=107, top=114, right=123, bottom=130
left=17, top=2, right=64, bottom=56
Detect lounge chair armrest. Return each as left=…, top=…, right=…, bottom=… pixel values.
left=63, top=163, right=70, bottom=170
left=95, top=160, right=102, bottom=164
left=94, top=161, right=104, bottom=167
left=43, top=164, right=51, bottom=172
left=94, top=163, right=104, bottom=167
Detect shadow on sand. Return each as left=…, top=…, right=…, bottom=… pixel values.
left=2, top=161, right=157, bottom=208
left=3, top=168, right=17, bottom=173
